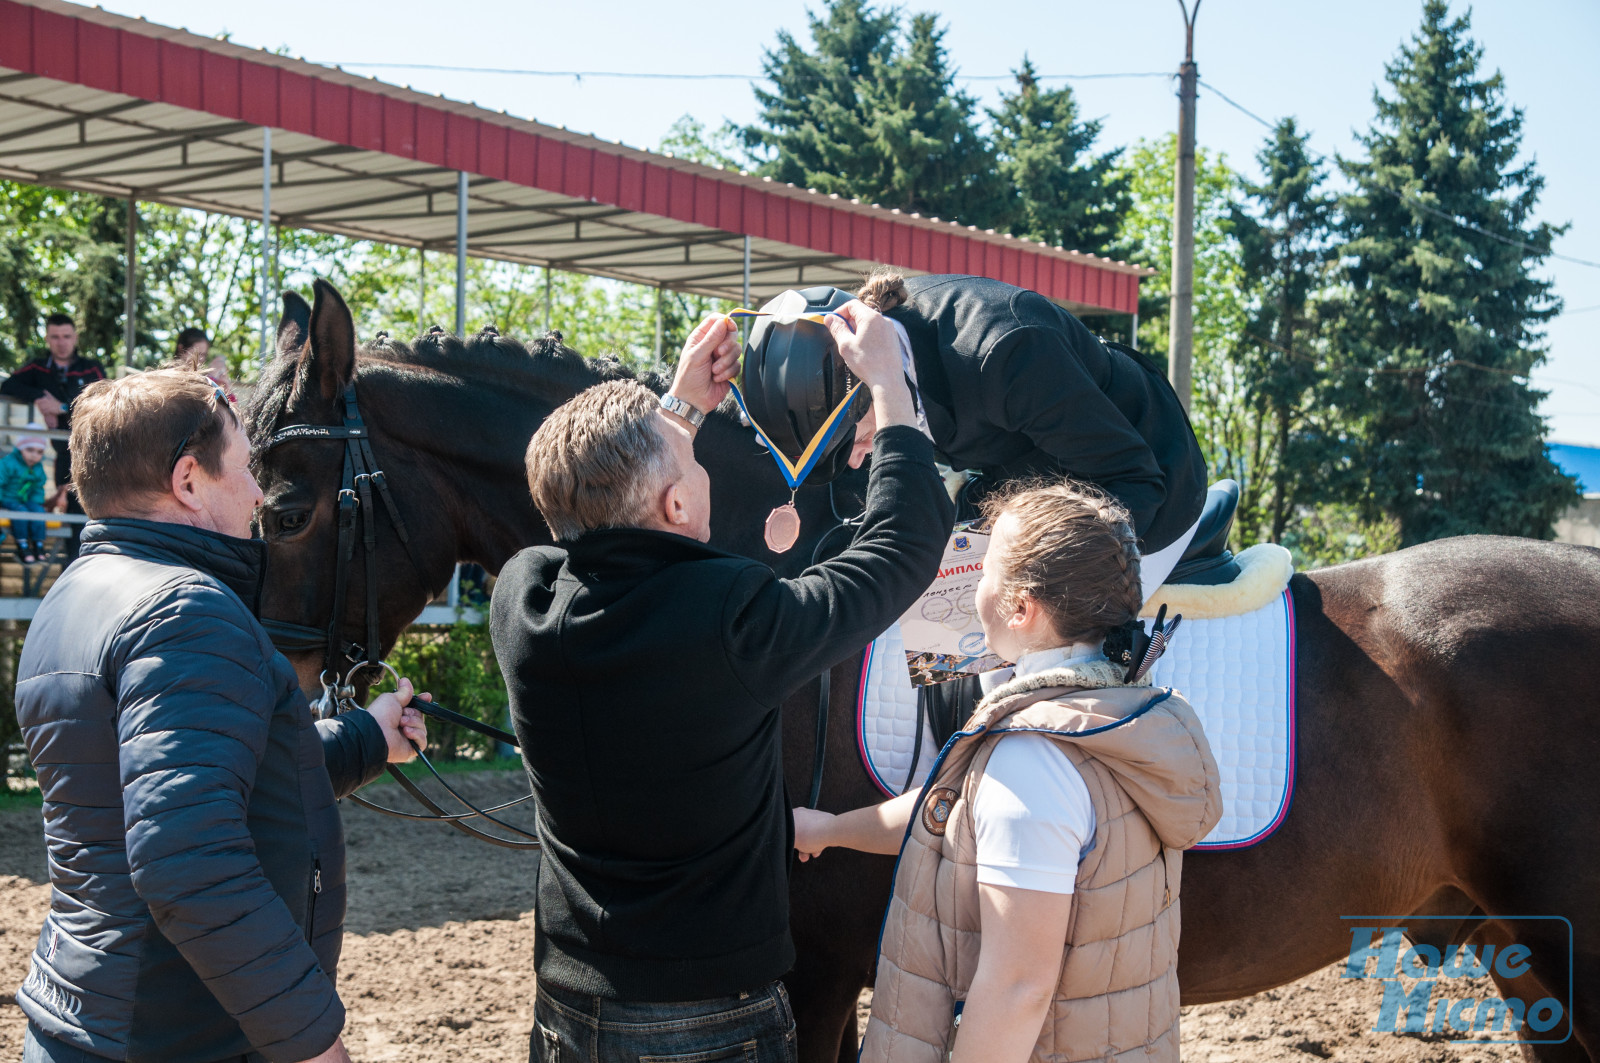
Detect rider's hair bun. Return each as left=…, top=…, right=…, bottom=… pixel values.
left=856, top=269, right=908, bottom=313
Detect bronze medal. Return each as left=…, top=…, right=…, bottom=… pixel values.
left=764, top=503, right=801, bottom=554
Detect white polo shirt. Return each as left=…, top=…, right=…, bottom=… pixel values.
left=972, top=645, right=1101, bottom=895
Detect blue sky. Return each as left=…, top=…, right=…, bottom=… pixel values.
left=96, top=0, right=1600, bottom=443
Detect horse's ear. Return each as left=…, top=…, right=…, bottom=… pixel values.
left=276, top=291, right=312, bottom=359
left=301, top=279, right=356, bottom=404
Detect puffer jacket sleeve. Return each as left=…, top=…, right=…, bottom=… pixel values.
left=112, top=580, right=344, bottom=1063
left=316, top=710, right=389, bottom=799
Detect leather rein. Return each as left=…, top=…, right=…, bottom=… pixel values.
left=256, top=379, right=540, bottom=850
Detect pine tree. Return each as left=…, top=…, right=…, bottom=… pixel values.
left=988, top=58, right=1129, bottom=256
left=745, top=0, right=899, bottom=198
left=1336, top=0, right=1574, bottom=543
left=1230, top=119, right=1338, bottom=545
left=744, top=0, right=1002, bottom=227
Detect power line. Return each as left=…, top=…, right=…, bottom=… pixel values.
left=317, top=61, right=1173, bottom=84
left=1197, top=78, right=1600, bottom=272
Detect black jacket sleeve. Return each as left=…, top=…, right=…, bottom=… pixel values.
left=722, top=425, right=952, bottom=702
left=982, top=326, right=1168, bottom=536
left=112, top=582, right=343, bottom=1063
left=0, top=363, right=50, bottom=404
left=316, top=709, right=389, bottom=798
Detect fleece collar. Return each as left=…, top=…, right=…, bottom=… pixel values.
left=978, top=658, right=1147, bottom=711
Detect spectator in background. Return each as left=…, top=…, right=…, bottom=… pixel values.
left=0, top=313, right=106, bottom=559
left=176, top=327, right=235, bottom=402
left=174, top=326, right=209, bottom=366
left=0, top=426, right=49, bottom=562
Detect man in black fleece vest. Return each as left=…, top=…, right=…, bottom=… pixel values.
left=491, top=302, right=952, bottom=1061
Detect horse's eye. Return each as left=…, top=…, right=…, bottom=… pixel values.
left=278, top=511, right=309, bottom=534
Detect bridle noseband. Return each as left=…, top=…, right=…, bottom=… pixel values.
left=257, top=384, right=407, bottom=685
left=257, top=379, right=540, bottom=850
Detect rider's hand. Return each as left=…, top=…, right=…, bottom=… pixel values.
left=825, top=302, right=917, bottom=436
left=792, top=807, right=837, bottom=863
left=669, top=314, right=741, bottom=421
left=366, top=677, right=429, bottom=764
left=294, top=1036, right=352, bottom=1063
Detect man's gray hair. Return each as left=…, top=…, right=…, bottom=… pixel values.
left=525, top=380, right=680, bottom=541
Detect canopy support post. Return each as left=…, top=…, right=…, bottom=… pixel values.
left=741, top=235, right=752, bottom=343
left=260, top=126, right=272, bottom=369
left=654, top=286, right=664, bottom=368
left=455, top=170, right=468, bottom=336
left=1131, top=310, right=1139, bottom=348
left=417, top=246, right=426, bottom=326
left=123, top=196, right=137, bottom=368
left=544, top=266, right=552, bottom=334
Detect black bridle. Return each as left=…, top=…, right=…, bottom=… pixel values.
left=257, top=378, right=540, bottom=851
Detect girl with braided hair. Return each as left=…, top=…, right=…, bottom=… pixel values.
left=794, top=480, right=1221, bottom=1063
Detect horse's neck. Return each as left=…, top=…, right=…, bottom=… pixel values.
left=367, top=363, right=557, bottom=574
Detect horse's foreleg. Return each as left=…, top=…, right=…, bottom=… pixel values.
left=785, top=849, right=893, bottom=1063
left=1467, top=920, right=1592, bottom=1063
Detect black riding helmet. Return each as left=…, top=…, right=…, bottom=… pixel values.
left=740, top=285, right=874, bottom=485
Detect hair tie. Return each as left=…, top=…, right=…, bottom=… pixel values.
left=1103, top=604, right=1183, bottom=683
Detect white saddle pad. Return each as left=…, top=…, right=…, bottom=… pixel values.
left=1149, top=589, right=1295, bottom=849
left=857, top=591, right=1296, bottom=848
left=857, top=622, right=937, bottom=797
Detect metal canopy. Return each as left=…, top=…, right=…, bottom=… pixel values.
left=0, top=0, right=1148, bottom=310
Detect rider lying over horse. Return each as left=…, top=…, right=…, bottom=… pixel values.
left=747, top=270, right=1211, bottom=594
left=490, top=301, right=951, bottom=1061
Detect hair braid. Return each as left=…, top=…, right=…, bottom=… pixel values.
left=980, top=480, right=1143, bottom=643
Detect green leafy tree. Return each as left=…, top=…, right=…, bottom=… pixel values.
left=659, top=115, right=748, bottom=171
left=0, top=183, right=129, bottom=365
left=988, top=58, right=1129, bottom=255
left=745, top=0, right=1002, bottom=226
left=1335, top=0, right=1574, bottom=543
left=1114, top=137, right=1252, bottom=494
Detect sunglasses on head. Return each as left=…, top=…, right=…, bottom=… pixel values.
left=168, top=383, right=231, bottom=474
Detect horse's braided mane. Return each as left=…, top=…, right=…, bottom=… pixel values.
left=244, top=326, right=670, bottom=443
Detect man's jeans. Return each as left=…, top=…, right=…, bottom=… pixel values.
left=533, top=980, right=797, bottom=1063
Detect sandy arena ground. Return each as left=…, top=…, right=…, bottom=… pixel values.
left=0, top=770, right=1525, bottom=1062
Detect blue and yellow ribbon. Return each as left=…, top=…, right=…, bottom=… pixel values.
left=729, top=380, right=862, bottom=490
left=723, top=307, right=860, bottom=490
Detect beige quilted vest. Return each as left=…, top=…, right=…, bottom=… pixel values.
left=862, top=660, right=1222, bottom=1063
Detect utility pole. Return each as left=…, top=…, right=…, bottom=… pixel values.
left=1169, top=0, right=1201, bottom=413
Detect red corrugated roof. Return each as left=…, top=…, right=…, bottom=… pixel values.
left=0, top=0, right=1149, bottom=310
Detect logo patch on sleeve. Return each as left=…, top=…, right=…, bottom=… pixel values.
left=922, top=787, right=960, bottom=836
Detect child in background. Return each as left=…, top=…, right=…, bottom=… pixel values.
left=0, top=427, right=50, bottom=562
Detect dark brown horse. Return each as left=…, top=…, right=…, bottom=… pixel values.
left=247, top=281, right=1600, bottom=1063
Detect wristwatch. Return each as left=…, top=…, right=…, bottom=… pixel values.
left=659, top=393, right=706, bottom=430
